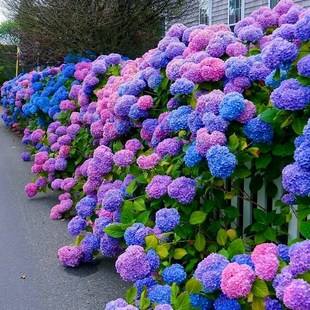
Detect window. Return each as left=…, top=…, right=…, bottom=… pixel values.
left=228, top=0, right=244, bottom=25
left=269, top=0, right=279, bottom=8
left=199, top=0, right=211, bottom=25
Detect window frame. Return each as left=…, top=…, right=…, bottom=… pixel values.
left=268, top=0, right=279, bottom=9
left=227, top=0, right=245, bottom=26
left=199, top=0, right=212, bottom=25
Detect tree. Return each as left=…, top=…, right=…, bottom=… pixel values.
left=2, top=0, right=188, bottom=67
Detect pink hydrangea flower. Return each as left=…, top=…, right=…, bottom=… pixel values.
left=221, top=263, right=255, bottom=298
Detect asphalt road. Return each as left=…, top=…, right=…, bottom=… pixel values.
left=0, top=123, right=127, bottom=310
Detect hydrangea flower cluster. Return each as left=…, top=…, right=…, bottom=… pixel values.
left=1, top=1, right=309, bottom=309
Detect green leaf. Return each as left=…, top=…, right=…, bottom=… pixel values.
left=189, top=211, right=207, bottom=225
left=136, top=211, right=150, bottom=224
left=253, top=209, right=267, bottom=224
left=292, top=117, right=307, bottom=135
left=121, top=201, right=134, bottom=224
left=171, top=283, right=180, bottom=305
left=259, top=108, right=279, bottom=123
left=272, top=143, right=294, bottom=157
left=300, top=221, right=310, bottom=239
left=250, top=175, right=264, bottom=193
left=252, top=279, right=269, bottom=298
left=216, top=228, right=228, bottom=246
left=174, top=292, right=191, bottom=310
left=139, top=290, right=150, bottom=310
left=218, top=248, right=229, bottom=258
left=255, top=156, right=272, bottom=170
left=228, top=133, right=239, bottom=151
left=133, top=197, right=146, bottom=211
left=227, top=238, right=245, bottom=257
left=173, top=248, right=187, bottom=260
left=252, top=297, right=265, bottom=310
left=185, top=278, right=202, bottom=294
left=194, top=232, right=206, bottom=252
left=125, top=286, right=137, bottom=304
left=156, top=244, right=170, bottom=258
left=126, top=180, right=137, bottom=195
left=264, top=227, right=277, bottom=241
left=104, top=223, right=129, bottom=238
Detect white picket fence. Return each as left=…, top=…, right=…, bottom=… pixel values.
left=228, top=177, right=299, bottom=241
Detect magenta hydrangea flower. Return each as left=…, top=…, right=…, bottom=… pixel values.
left=195, top=128, right=227, bottom=155
left=226, top=42, right=248, bottom=57
left=25, top=183, right=38, bottom=198
left=167, top=177, right=196, bottom=204
left=115, top=245, right=151, bottom=282
left=200, top=57, right=225, bottom=82
left=221, top=262, right=255, bottom=299
left=146, top=175, right=172, bottom=199
left=57, top=245, right=83, bottom=267
left=137, top=153, right=161, bottom=170
left=113, top=150, right=135, bottom=168
left=252, top=243, right=279, bottom=281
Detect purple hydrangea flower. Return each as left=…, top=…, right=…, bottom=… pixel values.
left=146, top=175, right=172, bottom=199
left=102, top=189, right=124, bottom=212
left=271, top=79, right=310, bottom=111
left=115, top=245, right=151, bottom=282
left=297, top=55, right=310, bottom=78
left=57, top=245, right=83, bottom=267
left=283, top=279, right=310, bottom=310
left=167, top=177, right=196, bottom=204
left=67, top=216, right=87, bottom=236
left=156, top=138, right=183, bottom=157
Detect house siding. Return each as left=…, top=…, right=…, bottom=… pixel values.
left=212, top=0, right=228, bottom=24
left=168, top=0, right=310, bottom=29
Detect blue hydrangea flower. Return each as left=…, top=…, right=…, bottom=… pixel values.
left=231, top=254, right=254, bottom=269
left=162, top=264, right=186, bottom=285
left=168, top=105, right=192, bottom=132
left=148, top=285, right=171, bottom=304
left=81, top=233, right=100, bottom=262
left=190, top=294, right=213, bottom=310
left=134, top=276, right=157, bottom=297
left=214, top=294, right=241, bottom=310
left=243, top=117, right=273, bottom=144
left=278, top=244, right=290, bottom=263
left=225, top=57, right=250, bottom=79
left=265, top=297, right=283, bottom=310
left=294, top=143, right=310, bottom=170
left=155, top=208, right=180, bottom=232
left=170, top=78, right=195, bottom=95
left=219, top=92, right=245, bottom=121
left=184, top=143, right=202, bottom=167
left=146, top=249, right=160, bottom=272
left=206, top=145, right=237, bottom=179
left=129, top=103, right=149, bottom=120
left=124, top=223, right=149, bottom=246
left=147, top=73, right=163, bottom=89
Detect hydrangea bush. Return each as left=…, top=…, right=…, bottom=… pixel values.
left=1, top=0, right=310, bottom=309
